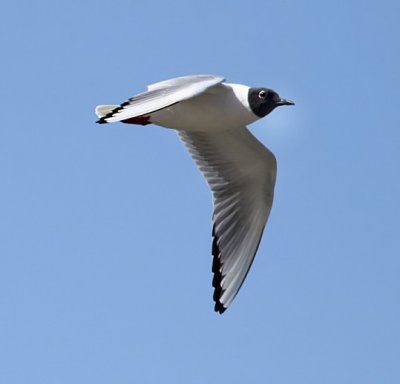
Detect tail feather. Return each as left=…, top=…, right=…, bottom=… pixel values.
left=95, top=105, right=119, bottom=119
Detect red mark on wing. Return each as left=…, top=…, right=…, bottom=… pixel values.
left=121, top=115, right=151, bottom=125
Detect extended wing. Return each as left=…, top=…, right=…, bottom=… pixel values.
left=96, top=74, right=224, bottom=124
left=179, top=128, right=277, bottom=313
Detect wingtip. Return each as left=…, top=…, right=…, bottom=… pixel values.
left=212, top=224, right=227, bottom=314
left=214, top=301, right=227, bottom=314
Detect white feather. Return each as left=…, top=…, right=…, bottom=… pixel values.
left=95, top=105, right=119, bottom=118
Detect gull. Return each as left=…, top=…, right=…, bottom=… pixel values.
left=95, top=74, right=294, bottom=313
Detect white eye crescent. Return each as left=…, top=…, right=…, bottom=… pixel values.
left=258, top=90, right=267, bottom=99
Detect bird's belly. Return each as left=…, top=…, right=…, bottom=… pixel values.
left=149, top=92, right=258, bottom=132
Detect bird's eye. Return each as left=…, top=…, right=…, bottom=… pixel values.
left=258, top=90, right=267, bottom=99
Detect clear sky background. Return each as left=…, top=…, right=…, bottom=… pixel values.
left=1, top=1, right=399, bottom=383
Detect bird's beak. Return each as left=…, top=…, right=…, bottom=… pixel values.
left=277, top=98, right=295, bottom=106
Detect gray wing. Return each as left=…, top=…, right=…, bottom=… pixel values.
left=97, top=75, right=224, bottom=124
left=179, top=128, right=277, bottom=313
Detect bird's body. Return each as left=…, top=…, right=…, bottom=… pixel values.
left=149, top=83, right=257, bottom=131
left=95, top=75, right=294, bottom=313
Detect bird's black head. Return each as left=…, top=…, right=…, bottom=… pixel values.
left=248, top=87, right=294, bottom=118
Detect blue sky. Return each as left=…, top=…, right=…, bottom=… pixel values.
left=1, top=0, right=399, bottom=383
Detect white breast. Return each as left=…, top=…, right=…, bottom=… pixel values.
left=149, top=83, right=259, bottom=132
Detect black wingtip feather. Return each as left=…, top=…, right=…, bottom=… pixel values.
left=96, top=104, right=126, bottom=124
left=214, top=302, right=226, bottom=314
left=212, top=224, right=227, bottom=314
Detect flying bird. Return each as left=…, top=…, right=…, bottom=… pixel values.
left=95, top=74, right=294, bottom=313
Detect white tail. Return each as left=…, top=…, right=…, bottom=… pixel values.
left=95, top=105, right=119, bottom=118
